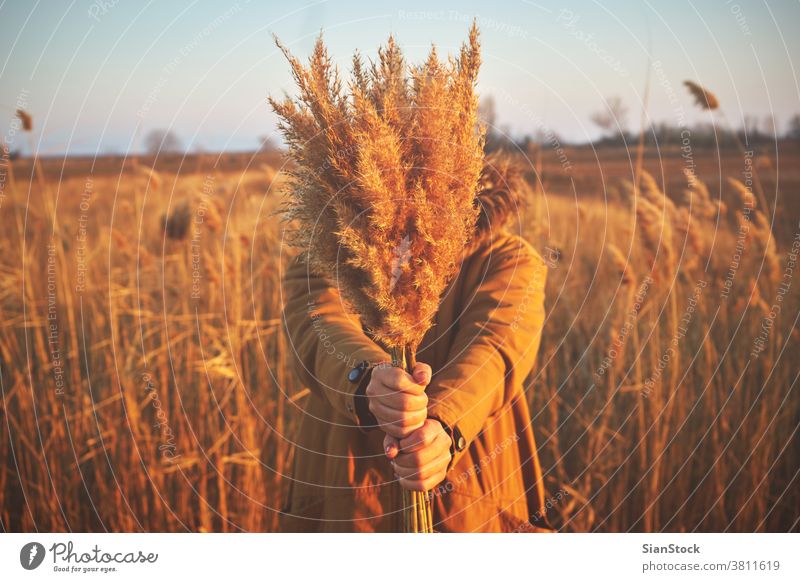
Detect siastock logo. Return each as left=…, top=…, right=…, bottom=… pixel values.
left=20, top=542, right=46, bottom=570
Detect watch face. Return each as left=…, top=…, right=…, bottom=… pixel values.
left=348, top=367, right=361, bottom=383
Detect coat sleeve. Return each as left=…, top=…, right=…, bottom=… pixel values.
left=426, top=236, right=547, bottom=469
left=281, top=255, right=390, bottom=426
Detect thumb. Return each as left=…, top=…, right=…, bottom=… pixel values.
left=383, top=433, right=400, bottom=460
left=412, top=362, right=432, bottom=386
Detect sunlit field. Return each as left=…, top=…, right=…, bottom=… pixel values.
left=2, top=144, right=796, bottom=532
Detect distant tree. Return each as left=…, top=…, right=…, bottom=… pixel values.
left=762, top=114, right=777, bottom=138
left=1, top=140, right=20, bottom=160
left=478, top=95, right=500, bottom=151
left=258, top=135, right=279, bottom=152
left=786, top=114, right=800, bottom=141
left=144, top=129, right=182, bottom=155
left=478, top=95, right=516, bottom=152
left=740, top=114, right=764, bottom=146
left=478, top=95, right=496, bottom=130
left=591, top=96, right=629, bottom=141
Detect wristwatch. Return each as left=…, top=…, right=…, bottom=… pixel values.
left=349, top=361, right=377, bottom=428
left=348, top=360, right=370, bottom=384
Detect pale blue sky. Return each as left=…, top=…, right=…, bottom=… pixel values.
left=1, top=0, right=798, bottom=155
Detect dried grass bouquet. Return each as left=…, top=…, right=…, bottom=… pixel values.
left=271, top=23, right=485, bottom=532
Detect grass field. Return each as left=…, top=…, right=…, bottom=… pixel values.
left=1, top=145, right=797, bottom=532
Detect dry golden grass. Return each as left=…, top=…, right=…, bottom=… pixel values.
left=529, top=170, right=797, bottom=531
left=0, top=162, right=292, bottom=531
left=0, top=149, right=797, bottom=532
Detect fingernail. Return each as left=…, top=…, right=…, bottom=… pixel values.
left=385, top=445, right=392, bottom=456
